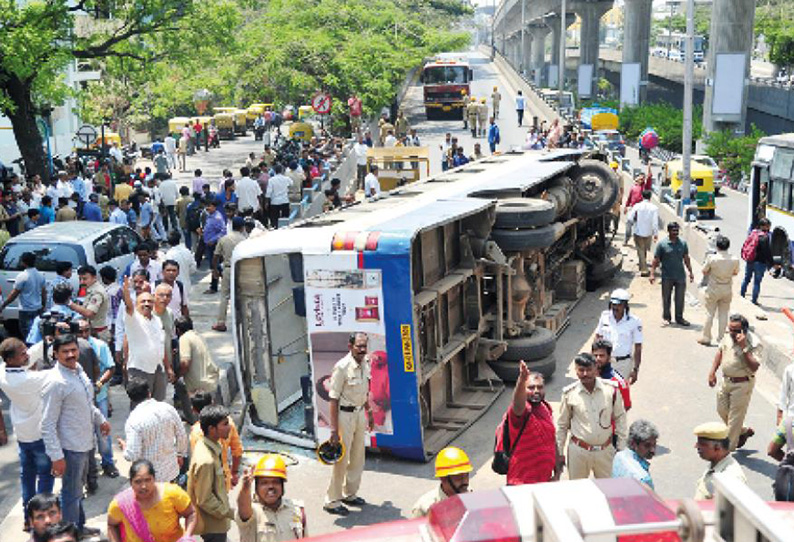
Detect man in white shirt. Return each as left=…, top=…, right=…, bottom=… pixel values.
left=265, top=164, right=293, bottom=229
left=127, top=241, right=163, bottom=283
left=120, top=376, right=188, bottom=483
left=236, top=166, right=263, bottom=213
left=594, top=288, right=644, bottom=384
left=159, top=176, right=180, bottom=233
left=109, top=142, right=124, bottom=164
left=364, top=164, right=381, bottom=199
left=627, top=190, right=659, bottom=277
left=354, top=135, right=369, bottom=191
left=515, top=90, right=526, bottom=127
left=165, top=230, right=197, bottom=290
left=109, top=199, right=129, bottom=225
left=0, top=337, right=54, bottom=508
left=384, top=130, right=397, bottom=148
left=164, top=135, right=177, bottom=170
left=121, top=275, right=170, bottom=403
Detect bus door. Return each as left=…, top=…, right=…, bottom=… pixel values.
left=235, top=252, right=314, bottom=447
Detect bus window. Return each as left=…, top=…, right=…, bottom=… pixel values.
left=770, top=148, right=794, bottom=180
left=769, top=177, right=793, bottom=210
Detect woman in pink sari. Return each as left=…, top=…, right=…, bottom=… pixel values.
left=107, top=459, right=197, bottom=542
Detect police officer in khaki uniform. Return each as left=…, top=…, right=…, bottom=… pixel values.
left=68, top=265, right=110, bottom=342
left=212, top=217, right=246, bottom=332
left=707, top=313, right=763, bottom=450
left=411, top=447, right=472, bottom=518
left=477, top=99, right=488, bottom=138
left=491, top=86, right=501, bottom=118
left=466, top=98, right=479, bottom=138
left=237, top=454, right=306, bottom=542
left=394, top=110, right=410, bottom=139
left=556, top=353, right=627, bottom=479
left=323, top=332, right=372, bottom=516
left=699, top=236, right=740, bottom=346
left=694, top=421, right=747, bottom=499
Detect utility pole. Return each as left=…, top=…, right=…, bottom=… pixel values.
left=681, top=0, right=695, bottom=212
left=558, top=0, right=567, bottom=109
left=521, top=0, right=526, bottom=74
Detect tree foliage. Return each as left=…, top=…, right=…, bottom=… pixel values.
left=618, top=103, right=702, bottom=154
left=83, top=0, right=471, bottom=134
left=705, top=125, right=765, bottom=183
left=756, top=0, right=794, bottom=67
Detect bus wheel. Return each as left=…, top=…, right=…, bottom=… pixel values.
left=488, top=354, right=556, bottom=382
left=493, top=198, right=556, bottom=229
left=569, top=160, right=619, bottom=218
left=501, top=328, right=556, bottom=361
left=490, top=222, right=564, bottom=252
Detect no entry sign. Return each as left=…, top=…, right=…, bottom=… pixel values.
left=311, top=92, right=332, bottom=115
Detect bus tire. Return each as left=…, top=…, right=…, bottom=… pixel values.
left=569, top=160, right=620, bottom=218
left=488, top=354, right=556, bottom=382
left=501, top=328, right=556, bottom=361
left=493, top=199, right=556, bottom=229
left=490, top=223, right=563, bottom=252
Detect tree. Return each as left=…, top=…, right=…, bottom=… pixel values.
left=80, top=0, right=471, bottom=136
left=0, top=0, right=226, bottom=180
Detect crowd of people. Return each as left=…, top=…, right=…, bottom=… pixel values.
left=0, top=79, right=793, bottom=542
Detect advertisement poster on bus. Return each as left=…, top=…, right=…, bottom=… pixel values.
left=304, top=258, right=393, bottom=441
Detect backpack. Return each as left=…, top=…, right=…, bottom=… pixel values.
left=741, top=230, right=761, bottom=262
left=774, top=417, right=794, bottom=502
left=186, top=203, right=201, bottom=232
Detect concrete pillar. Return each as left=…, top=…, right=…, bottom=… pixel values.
left=575, top=2, right=610, bottom=67
left=528, top=24, right=551, bottom=86
left=572, top=1, right=611, bottom=97
left=622, top=0, right=653, bottom=103
left=549, top=14, right=576, bottom=66
left=702, top=0, right=755, bottom=134
left=524, top=30, right=533, bottom=76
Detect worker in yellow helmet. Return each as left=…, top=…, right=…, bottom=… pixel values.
left=477, top=98, right=489, bottom=138
left=491, top=86, right=502, bottom=119
left=410, top=447, right=472, bottom=518
left=236, top=454, right=307, bottom=541
left=467, top=97, right=479, bottom=138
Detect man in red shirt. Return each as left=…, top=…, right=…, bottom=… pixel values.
left=498, top=361, right=559, bottom=485
left=624, top=163, right=653, bottom=244
left=348, top=95, right=363, bottom=135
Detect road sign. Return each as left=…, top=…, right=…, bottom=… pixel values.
left=76, top=124, right=97, bottom=148
left=311, top=92, right=332, bottom=115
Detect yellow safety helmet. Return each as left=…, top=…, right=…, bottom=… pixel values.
left=253, top=454, right=287, bottom=480
left=461, top=89, right=467, bottom=95
left=610, top=161, right=619, bottom=171
left=480, top=98, right=486, bottom=104
left=317, top=439, right=345, bottom=465
left=470, top=97, right=477, bottom=102
left=435, top=447, right=473, bottom=478
left=493, top=86, right=498, bottom=91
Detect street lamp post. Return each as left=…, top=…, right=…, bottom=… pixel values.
left=681, top=0, right=695, bottom=212
left=558, top=0, right=567, bottom=111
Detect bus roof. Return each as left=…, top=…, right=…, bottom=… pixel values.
left=759, top=133, right=794, bottom=150
left=233, top=150, right=578, bottom=262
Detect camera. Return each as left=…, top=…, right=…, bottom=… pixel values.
left=40, top=312, right=80, bottom=338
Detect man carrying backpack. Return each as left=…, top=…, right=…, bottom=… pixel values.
left=740, top=218, right=775, bottom=305
left=767, top=416, right=794, bottom=501
left=494, top=361, right=559, bottom=485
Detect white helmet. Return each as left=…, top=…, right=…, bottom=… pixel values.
left=609, top=288, right=630, bottom=304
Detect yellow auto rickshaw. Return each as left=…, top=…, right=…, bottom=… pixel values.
left=664, top=159, right=716, bottom=218
left=213, top=113, right=235, bottom=140
left=93, top=132, right=121, bottom=149
left=288, top=121, right=314, bottom=142
left=247, top=103, right=274, bottom=126
left=168, top=117, right=191, bottom=138
left=298, top=105, right=314, bottom=121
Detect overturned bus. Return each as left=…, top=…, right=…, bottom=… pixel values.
left=230, top=149, right=622, bottom=461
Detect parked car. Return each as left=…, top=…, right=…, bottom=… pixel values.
left=0, top=222, right=141, bottom=321
left=592, top=129, right=626, bottom=157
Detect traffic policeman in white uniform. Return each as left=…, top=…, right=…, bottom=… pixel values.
left=595, top=289, right=643, bottom=384
left=323, top=332, right=372, bottom=516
